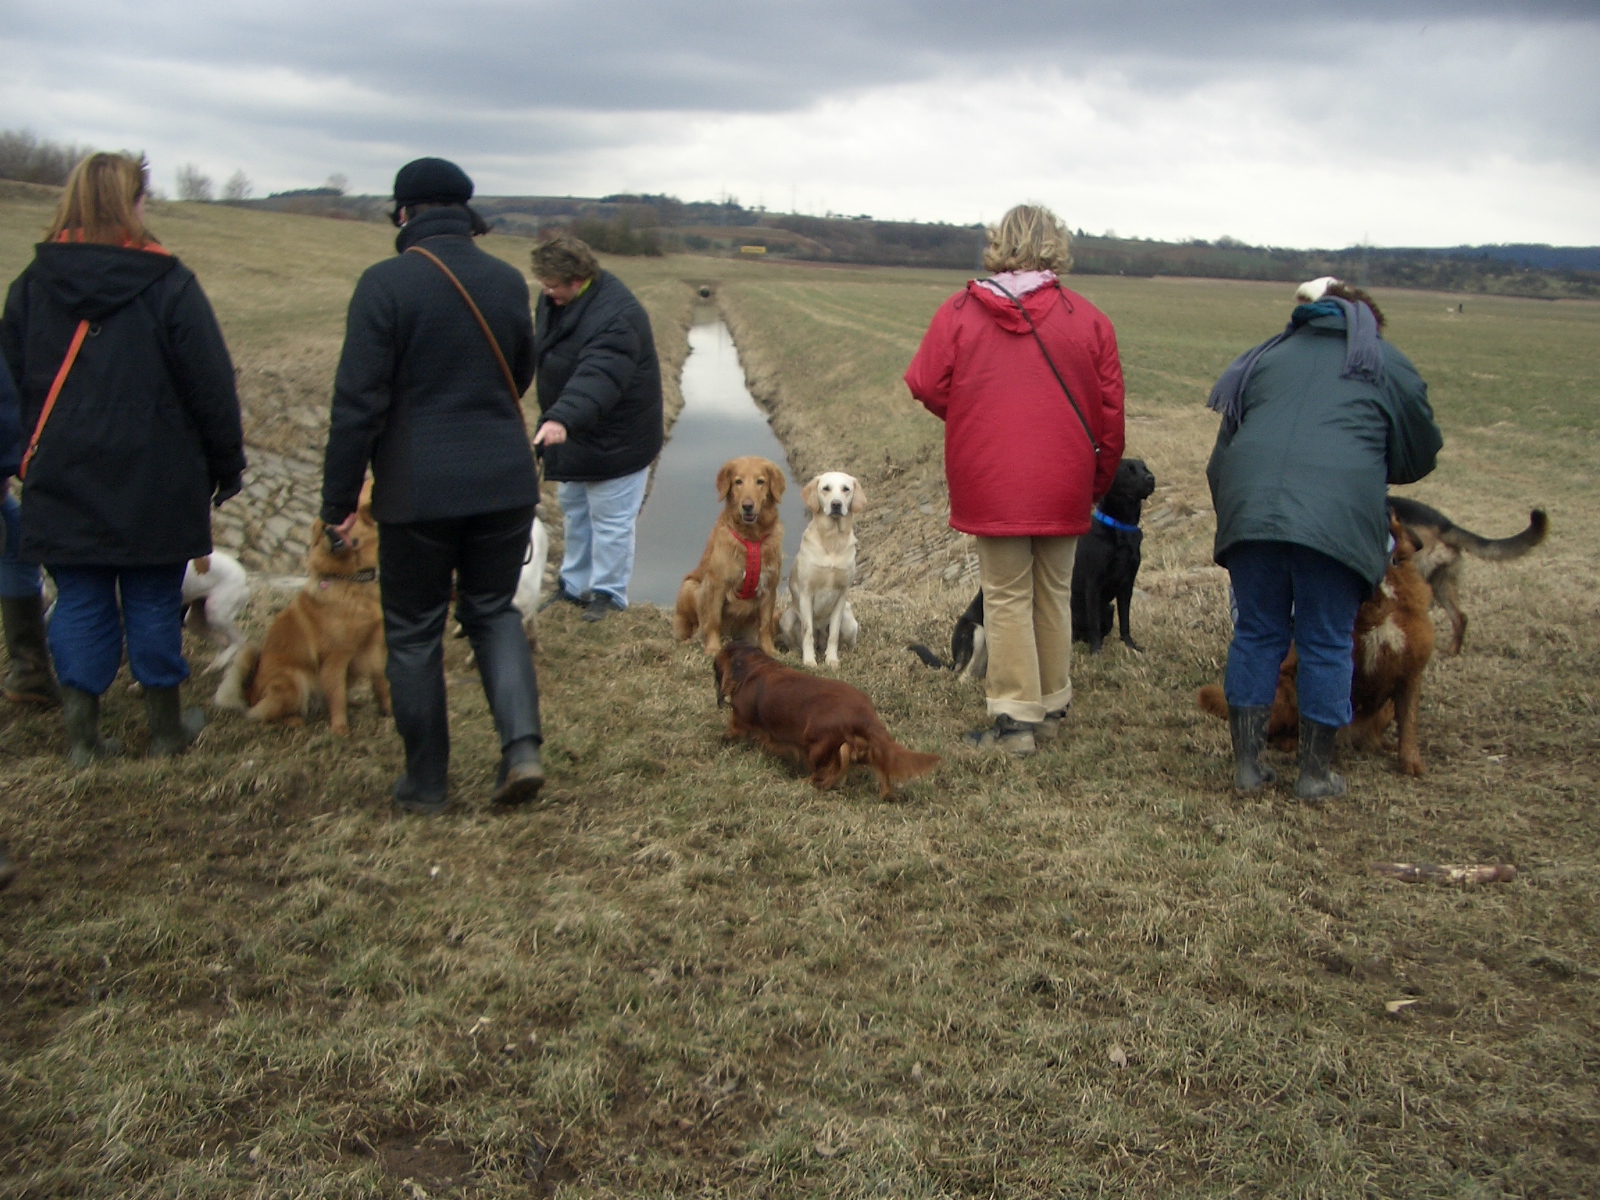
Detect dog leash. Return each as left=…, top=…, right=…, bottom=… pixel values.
left=982, top=279, right=1101, bottom=458
left=19, top=319, right=91, bottom=480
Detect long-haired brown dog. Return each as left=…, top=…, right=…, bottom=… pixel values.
left=216, top=484, right=389, bottom=736
left=674, top=455, right=785, bottom=656
left=1199, top=516, right=1436, bottom=776
left=714, top=644, right=940, bottom=798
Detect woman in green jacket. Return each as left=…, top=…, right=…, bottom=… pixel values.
left=1206, top=279, right=1443, bottom=800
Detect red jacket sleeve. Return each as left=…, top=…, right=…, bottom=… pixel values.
left=904, top=297, right=958, bottom=420
left=1090, top=313, right=1126, bottom=500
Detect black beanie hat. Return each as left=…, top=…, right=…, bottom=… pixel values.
left=392, top=157, right=474, bottom=206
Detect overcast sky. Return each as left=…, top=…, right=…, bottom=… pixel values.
left=4, top=1, right=1596, bottom=247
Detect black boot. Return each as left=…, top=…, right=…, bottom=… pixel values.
left=492, top=737, right=544, bottom=806
left=0, top=843, right=16, bottom=891
left=1293, top=718, right=1346, bottom=801
left=2, top=594, right=61, bottom=707
left=61, top=687, right=122, bottom=769
left=144, top=686, right=206, bottom=757
left=1228, top=705, right=1277, bottom=791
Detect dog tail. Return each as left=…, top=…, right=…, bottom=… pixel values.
left=866, top=731, right=941, bottom=797
left=907, top=643, right=949, bottom=670
left=1440, top=509, right=1548, bottom=561
left=214, top=643, right=260, bottom=710
left=1196, top=684, right=1228, bottom=720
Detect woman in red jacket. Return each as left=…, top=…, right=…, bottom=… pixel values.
left=905, top=205, right=1125, bottom=755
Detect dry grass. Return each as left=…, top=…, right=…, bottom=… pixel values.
left=3, top=194, right=1600, bottom=1198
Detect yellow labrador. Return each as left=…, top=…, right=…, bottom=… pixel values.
left=779, top=471, right=863, bottom=667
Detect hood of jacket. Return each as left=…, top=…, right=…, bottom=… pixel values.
left=965, top=276, right=1066, bottom=334
left=396, top=205, right=477, bottom=252
left=30, top=242, right=179, bottom=322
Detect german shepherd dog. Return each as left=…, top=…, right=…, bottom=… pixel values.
left=1386, top=496, right=1547, bottom=655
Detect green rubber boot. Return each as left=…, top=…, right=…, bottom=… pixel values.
left=144, top=686, right=207, bottom=757
left=61, top=687, right=122, bottom=769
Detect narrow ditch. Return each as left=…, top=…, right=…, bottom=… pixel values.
left=630, top=307, right=806, bottom=607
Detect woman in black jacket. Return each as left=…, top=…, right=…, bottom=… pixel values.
left=530, top=233, right=663, bottom=622
left=1, top=153, right=246, bottom=765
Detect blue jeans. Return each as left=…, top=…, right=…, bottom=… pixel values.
left=557, top=465, right=651, bottom=608
left=1, top=492, right=43, bottom=598
left=1224, top=541, right=1366, bottom=728
left=46, top=564, right=190, bottom=695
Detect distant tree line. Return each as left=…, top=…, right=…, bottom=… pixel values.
left=0, top=129, right=92, bottom=185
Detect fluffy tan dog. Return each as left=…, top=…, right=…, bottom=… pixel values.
left=216, top=484, right=389, bottom=735
left=779, top=471, right=863, bottom=667
left=673, top=456, right=786, bottom=655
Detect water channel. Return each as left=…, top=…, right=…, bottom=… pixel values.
left=630, top=312, right=806, bottom=607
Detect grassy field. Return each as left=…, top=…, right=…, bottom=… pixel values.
left=3, top=187, right=1599, bottom=1198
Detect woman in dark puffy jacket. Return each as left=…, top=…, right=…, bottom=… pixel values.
left=1, top=152, right=245, bottom=766
left=1206, top=278, right=1442, bottom=800
left=906, top=204, right=1126, bottom=756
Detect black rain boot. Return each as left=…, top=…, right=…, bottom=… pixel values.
left=1293, top=717, right=1346, bottom=801
left=61, top=687, right=122, bottom=769
left=492, top=737, right=545, bottom=806
left=1228, top=705, right=1277, bottom=792
left=2, top=594, right=61, bottom=707
left=144, top=686, right=206, bottom=757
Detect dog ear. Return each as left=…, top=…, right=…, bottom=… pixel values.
left=847, top=478, right=866, bottom=512
left=801, top=477, right=820, bottom=513
left=716, top=462, right=735, bottom=501
left=357, top=477, right=375, bottom=522
left=766, top=464, right=786, bottom=503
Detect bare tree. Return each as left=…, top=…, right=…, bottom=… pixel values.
left=175, top=164, right=214, bottom=202
left=324, top=172, right=348, bottom=196
left=0, top=129, right=90, bottom=185
left=222, top=169, right=253, bottom=202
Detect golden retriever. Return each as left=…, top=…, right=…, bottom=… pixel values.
left=215, top=484, right=389, bottom=735
left=778, top=471, right=863, bottom=667
left=673, top=456, right=785, bottom=655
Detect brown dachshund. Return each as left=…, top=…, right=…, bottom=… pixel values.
left=215, top=481, right=389, bottom=736
left=673, top=455, right=785, bottom=655
left=1198, top=516, right=1436, bottom=775
left=714, top=644, right=940, bottom=798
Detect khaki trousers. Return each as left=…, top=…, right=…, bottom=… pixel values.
left=976, top=536, right=1078, bottom=724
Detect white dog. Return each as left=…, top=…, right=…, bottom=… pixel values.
left=182, top=551, right=250, bottom=672
left=513, top=516, right=551, bottom=649
left=779, top=472, right=863, bottom=667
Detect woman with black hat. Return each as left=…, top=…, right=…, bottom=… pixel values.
left=321, top=156, right=545, bottom=815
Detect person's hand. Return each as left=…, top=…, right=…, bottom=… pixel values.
left=533, top=420, right=567, bottom=447
left=330, top=512, right=358, bottom=543
left=212, top=475, right=243, bottom=508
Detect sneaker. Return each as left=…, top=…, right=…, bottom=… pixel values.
left=581, top=594, right=625, bottom=623
left=962, top=713, right=1037, bottom=756
left=538, top=582, right=589, bottom=612
left=1035, top=706, right=1069, bottom=742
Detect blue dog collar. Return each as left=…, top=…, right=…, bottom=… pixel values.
left=1093, top=509, right=1140, bottom=533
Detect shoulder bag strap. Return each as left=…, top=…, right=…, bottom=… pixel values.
left=405, top=246, right=522, bottom=407
left=19, top=318, right=91, bottom=481
left=984, top=279, right=1100, bottom=457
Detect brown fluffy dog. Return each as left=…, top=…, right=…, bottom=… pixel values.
left=714, top=644, right=940, bottom=798
left=1198, top=517, right=1436, bottom=776
left=216, top=485, right=389, bottom=735
left=674, top=456, right=785, bottom=655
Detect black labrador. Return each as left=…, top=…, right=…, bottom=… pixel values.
left=1071, top=457, right=1157, bottom=653
left=909, top=458, right=1158, bottom=673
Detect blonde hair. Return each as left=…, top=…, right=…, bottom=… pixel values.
left=983, top=204, right=1072, bottom=274
left=45, top=152, right=156, bottom=247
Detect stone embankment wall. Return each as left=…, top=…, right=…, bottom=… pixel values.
left=210, top=447, right=323, bottom=573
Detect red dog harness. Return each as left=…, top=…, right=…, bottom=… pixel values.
left=728, top=527, right=765, bottom=600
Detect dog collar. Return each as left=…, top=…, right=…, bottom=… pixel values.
left=1093, top=509, right=1140, bottom=533
left=319, top=568, right=378, bottom=589
left=727, top=527, right=764, bottom=600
